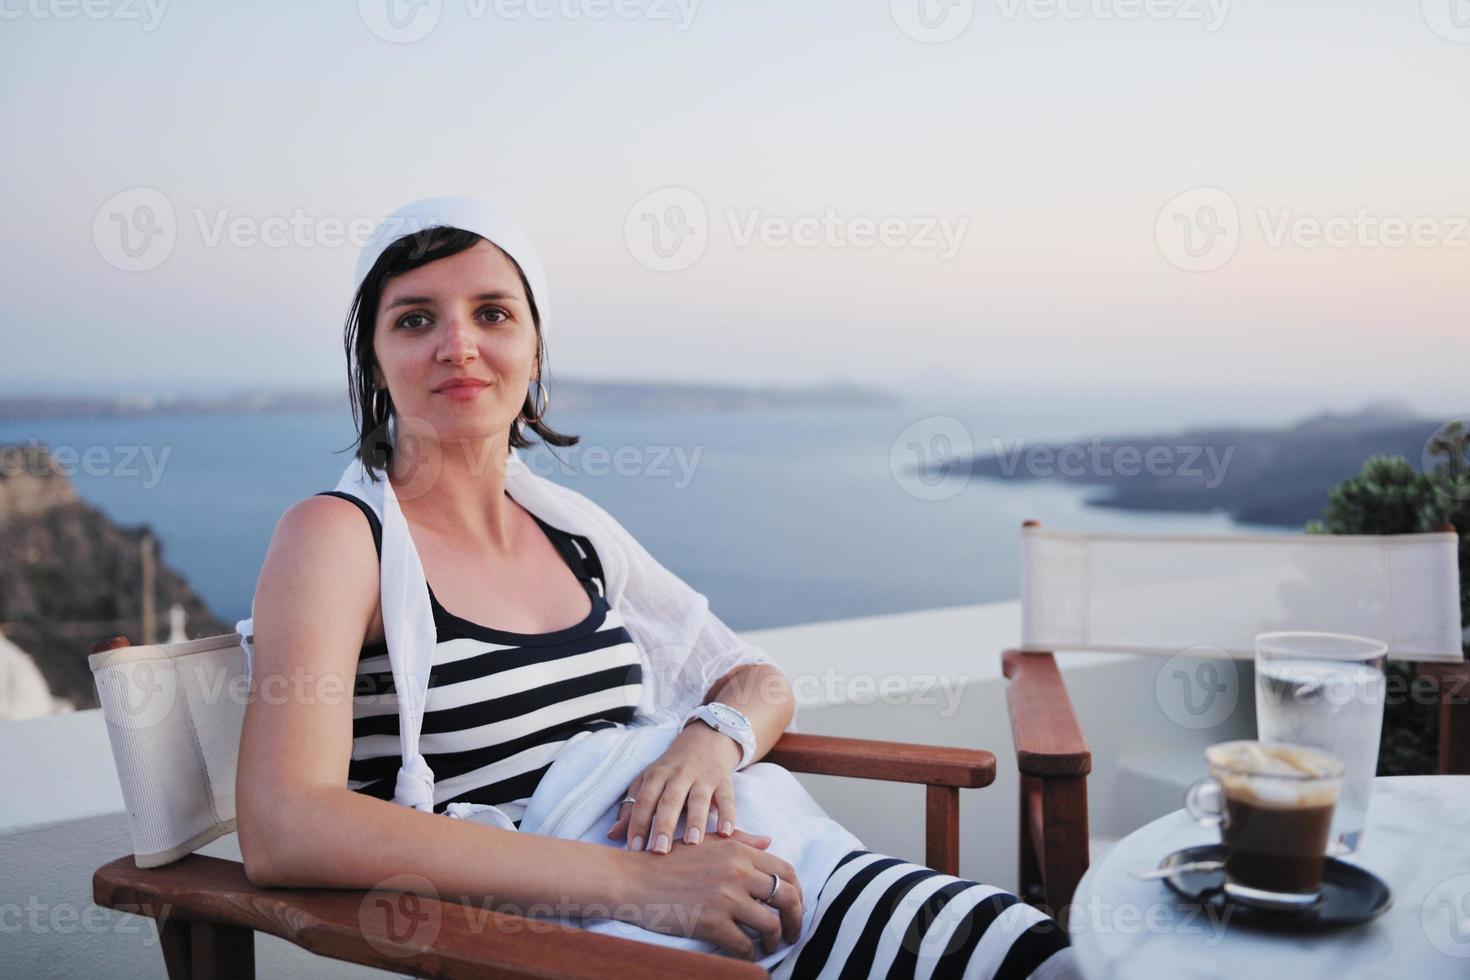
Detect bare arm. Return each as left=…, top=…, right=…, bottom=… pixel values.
left=234, top=496, right=634, bottom=912
left=701, top=663, right=795, bottom=766
left=235, top=496, right=800, bottom=957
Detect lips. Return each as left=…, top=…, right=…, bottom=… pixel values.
left=434, top=379, right=491, bottom=393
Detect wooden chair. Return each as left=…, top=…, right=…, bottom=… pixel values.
left=1007, top=519, right=1467, bottom=913
left=88, top=632, right=1091, bottom=979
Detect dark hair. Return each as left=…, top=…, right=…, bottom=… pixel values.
left=342, top=226, right=579, bottom=478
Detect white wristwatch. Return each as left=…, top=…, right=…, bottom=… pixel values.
left=683, top=701, right=758, bottom=771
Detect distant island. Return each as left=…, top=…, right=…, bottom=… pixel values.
left=0, top=379, right=900, bottom=421
left=962, top=403, right=1452, bottom=527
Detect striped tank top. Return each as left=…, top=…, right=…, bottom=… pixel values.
left=318, top=491, right=645, bottom=826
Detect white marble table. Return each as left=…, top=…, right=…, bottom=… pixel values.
left=1068, top=776, right=1470, bottom=979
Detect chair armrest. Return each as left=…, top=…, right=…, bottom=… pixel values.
left=762, top=733, right=995, bottom=789
left=1001, top=650, right=1091, bottom=778
left=94, top=854, right=766, bottom=980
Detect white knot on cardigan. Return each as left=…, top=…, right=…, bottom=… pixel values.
left=235, top=446, right=796, bottom=812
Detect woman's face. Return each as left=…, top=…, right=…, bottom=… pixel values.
left=371, top=238, right=538, bottom=451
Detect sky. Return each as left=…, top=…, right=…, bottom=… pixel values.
left=1, top=0, right=1466, bottom=421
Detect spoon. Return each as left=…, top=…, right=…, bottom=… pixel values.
left=1129, top=860, right=1225, bottom=881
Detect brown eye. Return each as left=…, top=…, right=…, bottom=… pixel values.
left=396, top=312, right=430, bottom=330
left=479, top=306, right=509, bottom=324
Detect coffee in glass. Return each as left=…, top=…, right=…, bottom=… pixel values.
left=1185, top=740, right=1345, bottom=909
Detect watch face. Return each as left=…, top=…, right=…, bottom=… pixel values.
left=709, top=703, right=750, bottom=729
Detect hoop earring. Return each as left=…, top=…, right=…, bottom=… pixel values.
left=372, top=387, right=390, bottom=419
left=524, top=379, right=549, bottom=424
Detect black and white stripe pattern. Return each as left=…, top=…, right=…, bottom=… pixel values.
left=321, top=490, right=643, bottom=824
left=346, top=605, right=644, bottom=822
left=769, top=850, right=1074, bottom=980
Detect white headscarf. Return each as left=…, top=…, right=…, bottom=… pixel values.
left=353, top=195, right=552, bottom=339
left=237, top=197, right=793, bottom=814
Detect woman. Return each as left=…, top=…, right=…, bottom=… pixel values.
left=235, top=196, right=1076, bottom=979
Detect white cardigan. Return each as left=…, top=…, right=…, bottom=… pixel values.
left=235, top=446, right=797, bottom=813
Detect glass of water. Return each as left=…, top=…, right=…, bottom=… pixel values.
left=1254, top=631, right=1387, bottom=854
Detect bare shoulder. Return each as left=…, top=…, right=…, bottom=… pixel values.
left=252, top=495, right=381, bottom=662
left=271, top=494, right=377, bottom=560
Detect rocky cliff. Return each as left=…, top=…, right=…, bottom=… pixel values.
left=0, top=444, right=227, bottom=710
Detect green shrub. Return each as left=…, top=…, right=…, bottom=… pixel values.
left=1305, top=422, right=1469, bottom=775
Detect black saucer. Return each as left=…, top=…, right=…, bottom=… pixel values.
left=1157, top=844, right=1392, bottom=931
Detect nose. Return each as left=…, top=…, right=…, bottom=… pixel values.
left=436, top=313, right=477, bottom=365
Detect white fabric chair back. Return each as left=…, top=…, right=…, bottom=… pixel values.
left=88, top=633, right=246, bottom=867
left=1020, top=527, right=1464, bottom=663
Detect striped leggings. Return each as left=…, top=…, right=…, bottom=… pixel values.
left=768, top=850, right=1077, bottom=980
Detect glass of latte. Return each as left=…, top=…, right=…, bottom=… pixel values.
left=1186, top=740, right=1345, bottom=909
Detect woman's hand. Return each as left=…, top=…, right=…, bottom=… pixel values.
left=619, top=829, right=805, bottom=960
left=607, top=721, right=742, bottom=852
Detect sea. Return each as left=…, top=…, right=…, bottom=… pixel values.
left=0, top=395, right=1273, bottom=633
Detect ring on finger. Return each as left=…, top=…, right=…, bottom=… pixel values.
left=765, top=873, right=780, bottom=904
left=618, top=796, right=636, bottom=808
